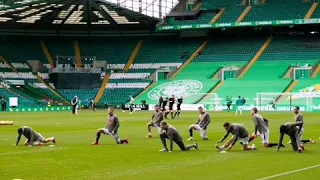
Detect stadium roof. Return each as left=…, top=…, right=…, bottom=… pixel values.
left=0, top=0, right=159, bottom=32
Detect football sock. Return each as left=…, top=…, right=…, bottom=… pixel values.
left=95, top=132, right=101, bottom=143
left=302, top=140, right=310, bottom=143
left=189, top=128, right=193, bottom=137
left=249, top=135, right=255, bottom=142
left=165, top=112, right=169, bottom=118
left=173, top=112, right=177, bottom=118
left=148, top=132, right=151, bottom=135
left=266, top=143, right=278, bottom=147
left=177, top=111, right=181, bottom=116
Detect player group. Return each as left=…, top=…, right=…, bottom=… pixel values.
left=14, top=105, right=315, bottom=153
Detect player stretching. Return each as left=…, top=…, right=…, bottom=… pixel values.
left=277, top=123, right=305, bottom=153
left=187, top=106, right=210, bottom=141
left=16, top=126, right=56, bottom=146
left=250, top=107, right=278, bottom=147
left=147, top=105, right=164, bottom=138
left=159, top=122, right=199, bottom=152
left=173, top=96, right=183, bottom=119
left=288, top=106, right=315, bottom=144
left=216, top=122, right=257, bottom=151
left=92, top=107, right=128, bottom=145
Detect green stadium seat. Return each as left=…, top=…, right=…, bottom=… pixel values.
left=244, top=0, right=312, bottom=22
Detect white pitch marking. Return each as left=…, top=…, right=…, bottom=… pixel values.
left=255, top=164, right=320, bottom=180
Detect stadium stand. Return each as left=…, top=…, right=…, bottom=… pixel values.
left=79, top=38, right=137, bottom=63
left=244, top=0, right=312, bottom=21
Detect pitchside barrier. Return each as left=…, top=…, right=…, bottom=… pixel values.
left=3, top=106, right=72, bottom=112
left=146, top=92, right=320, bottom=112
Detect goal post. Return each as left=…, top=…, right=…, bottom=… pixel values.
left=256, top=92, right=320, bottom=112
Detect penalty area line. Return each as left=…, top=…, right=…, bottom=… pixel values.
left=255, top=164, right=320, bottom=180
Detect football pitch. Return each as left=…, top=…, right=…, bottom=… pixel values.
left=0, top=110, right=320, bottom=180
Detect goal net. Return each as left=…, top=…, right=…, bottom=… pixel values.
left=256, top=92, right=320, bottom=112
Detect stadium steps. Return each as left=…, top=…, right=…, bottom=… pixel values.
left=0, top=56, right=18, bottom=72
left=238, top=37, right=272, bottom=79
left=276, top=80, right=298, bottom=104
left=74, top=40, right=83, bottom=67
left=197, top=81, right=224, bottom=103
left=305, top=2, right=319, bottom=19
left=170, top=40, right=208, bottom=80
left=213, top=67, right=223, bottom=79
left=124, top=40, right=143, bottom=72
left=40, top=40, right=55, bottom=68
left=210, top=8, right=225, bottom=23
left=94, top=74, right=110, bottom=104
left=283, top=67, right=294, bottom=78
left=193, top=2, right=202, bottom=10
left=35, top=74, right=69, bottom=104
left=133, top=81, right=157, bottom=104
left=311, top=64, right=320, bottom=78
left=237, top=6, right=252, bottom=22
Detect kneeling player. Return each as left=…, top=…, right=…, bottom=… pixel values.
left=92, top=107, right=128, bottom=145
left=159, top=122, right=198, bottom=152
left=216, top=122, right=257, bottom=151
left=277, top=123, right=305, bottom=153
left=147, top=105, right=164, bottom=138
left=187, top=106, right=210, bottom=141
left=250, top=107, right=278, bottom=147
left=16, top=126, right=56, bottom=146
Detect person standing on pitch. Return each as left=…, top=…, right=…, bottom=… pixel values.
left=16, top=126, right=56, bottom=146
left=146, top=105, right=164, bottom=138
left=129, top=95, right=134, bottom=114
left=235, top=96, right=243, bottom=115
left=216, top=122, right=257, bottom=151
left=92, top=107, right=128, bottom=145
left=225, top=96, right=232, bottom=112
left=71, top=96, right=79, bottom=114
left=277, top=123, right=304, bottom=153
left=158, top=96, right=163, bottom=108
left=159, top=122, right=199, bottom=152
left=173, top=96, right=183, bottom=119
left=187, top=106, right=210, bottom=141
left=168, top=95, right=175, bottom=119
left=250, top=107, right=279, bottom=147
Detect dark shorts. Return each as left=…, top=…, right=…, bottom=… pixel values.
left=177, top=104, right=181, bottom=111
left=169, top=103, right=174, bottom=110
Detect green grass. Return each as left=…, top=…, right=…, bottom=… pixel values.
left=0, top=110, right=319, bottom=180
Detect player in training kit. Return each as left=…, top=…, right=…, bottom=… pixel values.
left=159, top=96, right=163, bottom=108
left=187, top=106, right=210, bottom=141
left=162, top=97, right=168, bottom=111
left=129, top=95, right=134, bottom=114
left=168, top=95, right=175, bottom=119
left=216, top=122, right=257, bottom=151
left=288, top=106, right=315, bottom=144
left=159, top=122, right=199, bottom=152
left=16, top=126, right=56, bottom=146
left=92, top=107, right=128, bottom=145
left=235, top=96, right=243, bottom=115
left=277, top=123, right=305, bottom=153
left=147, top=105, right=164, bottom=138
left=250, top=107, right=278, bottom=147
left=173, top=96, right=183, bottom=119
